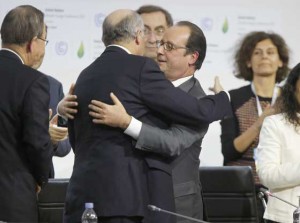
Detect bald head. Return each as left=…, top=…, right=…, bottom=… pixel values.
left=105, top=9, right=133, bottom=27
left=102, top=9, right=144, bottom=46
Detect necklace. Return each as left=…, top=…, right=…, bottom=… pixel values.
left=250, top=82, right=278, bottom=116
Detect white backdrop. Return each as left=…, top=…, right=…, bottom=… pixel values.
left=1, top=0, right=300, bottom=177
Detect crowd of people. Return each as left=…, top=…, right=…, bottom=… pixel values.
left=0, top=3, right=299, bottom=223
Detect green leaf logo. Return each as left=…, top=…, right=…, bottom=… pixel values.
left=77, top=41, right=84, bottom=58
left=222, top=17, right=229, bottom=33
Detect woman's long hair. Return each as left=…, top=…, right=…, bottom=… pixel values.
left=276, top=63, right=300, bottom=129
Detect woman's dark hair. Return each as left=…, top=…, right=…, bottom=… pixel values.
left=234, top=31, right=290, bottom=83
left=276, top=63, right=300, bottom=129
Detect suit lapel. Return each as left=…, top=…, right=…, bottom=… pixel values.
left=178, top=77, right=206, bottom=98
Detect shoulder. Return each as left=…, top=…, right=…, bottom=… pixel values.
left=264, top=113, right=285, bottom=125
left=261, top=114, right=286, bottom=135
left=229, top=84, right=252, bottom=96
left=46, top=75, right=62, bottom=88
left=229, top=84, right=253, bottom=108
left=18, top=65, right=49, bottom=85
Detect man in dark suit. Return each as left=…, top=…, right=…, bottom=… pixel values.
left=47, top=75, right=71, bottom=178
left=63, top=9, right=231, bottom=223
left=89, top=21, right=211, bottom=222
left=0, top=5, right=53, bottom=222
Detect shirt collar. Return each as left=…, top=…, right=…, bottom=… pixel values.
left=1, top=48, right=24, bottom=64
left=171, top=76, right=193, bottom=87
left=107, top=44, right=131, bottom=54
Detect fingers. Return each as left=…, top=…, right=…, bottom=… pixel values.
left=49, top=125, right=68, bottom=141
left=68, top=83, right=75, bottom=95
left=214, top=76, right=220, bottom=84
left=50, top=114, right=58, bottom=124
left=58, top=95, right=78, bottom=119
left=88, top=110, right=107, bottom=124
left=64, top=94, right=78, bottom=104
left=88, top=104, right=102, bottom=114
left=110, top=92, right=121, bottom=105
left=90, top=99, right=105, bottom=109
left=49, top=109, right=53, bottom=120
left=36, top=185, right=41, bottom=194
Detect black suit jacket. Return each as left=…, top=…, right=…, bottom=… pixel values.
left=65, top=46, right=231, bottom=222
left=0, top=50, right=53, bottom=222
left=47, top=75, right=71, bottom=178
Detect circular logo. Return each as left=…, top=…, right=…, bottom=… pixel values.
left=55, top=41, right=68, bottom=55
left=94, top=13, right=106, bottom=27
left=201, top=17, right=213, bottom=31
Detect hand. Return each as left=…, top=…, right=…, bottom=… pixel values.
left=88, top=92, right=131, bottom=129
left=49, top=114, right=68, bottom=145
left=36, top=184, right=41, bottom=194
left=209, top=76, right=224, bottom=94
left=49, top=108, right=53, bottom=120
left=255, top=104, right=276, bottom=130
left=57, top=83, right=78, bottom=119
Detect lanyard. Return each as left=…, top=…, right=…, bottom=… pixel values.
left=250, top=82, right=278, bottom=116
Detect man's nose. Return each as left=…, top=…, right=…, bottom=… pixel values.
left=147, top=32, right=161, bottom=44
left=157, top=44, right=164, bottom=54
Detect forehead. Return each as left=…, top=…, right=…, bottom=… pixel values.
left=255, top=39, right=277, bottom=49
left=163, top=26, right=190, bottom=43
left=140, top=11, right=168, bottom=29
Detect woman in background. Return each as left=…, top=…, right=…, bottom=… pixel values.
left=257, top=63, right=300, bottom=223
left=220, top=31, right=290, bottom=222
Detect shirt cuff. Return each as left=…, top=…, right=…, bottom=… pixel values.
left=124, top=117, right=142, bottom=140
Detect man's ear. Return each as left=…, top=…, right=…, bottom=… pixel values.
left=135, top=30, right=143, bottom=45
left=26, top=37, right=35, bottom=53
left=188, top=51, right=199, bottom=66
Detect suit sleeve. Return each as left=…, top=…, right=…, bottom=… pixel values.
left=22, top=75, right=53, bottom=186
left=53, top=82, right=72, bottom=157
left=139, top=59, right=232, bottom=126
left=135, top=123, right=206, bottom=157
left=220, top=115, right=243, bottom=164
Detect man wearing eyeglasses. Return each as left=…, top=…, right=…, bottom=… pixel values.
left=88, top=21, right=213, bottom=222
left=60, top=9, right=231, bottom=223
left=0, top=5, right=53, bottom=222
left=137, top=5, right=173, bottom=62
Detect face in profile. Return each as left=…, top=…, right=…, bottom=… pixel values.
left=31, top=24, right=47, bottom=69
left=141, top=11, right=169, bottom=61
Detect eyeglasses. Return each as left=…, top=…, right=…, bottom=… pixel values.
left=144, top=27, right=165, bottom=37
left=37, top=37, right=49, bottom=46
left=156, top=40, right=189, bottom=51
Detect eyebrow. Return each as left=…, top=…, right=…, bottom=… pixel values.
left=144, top=25, right=166, bottom=30
left=254, top=46, right=277, bottom=50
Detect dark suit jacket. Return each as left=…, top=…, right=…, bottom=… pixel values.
left=135, top=77, right=209, bottom=222
left=65, top=46, right=231, bottom=223
left=0, top=50, right=53, bottom=222
left=47, top=75, right=71, bottom=178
